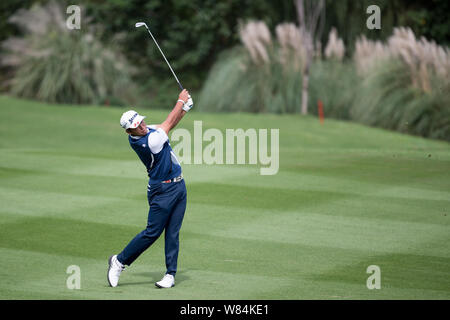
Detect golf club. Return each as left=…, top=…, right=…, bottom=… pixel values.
left=135, top=22, right=183, bottom=90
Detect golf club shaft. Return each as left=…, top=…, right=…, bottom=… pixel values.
left=144, top=26, right=183, bottom=90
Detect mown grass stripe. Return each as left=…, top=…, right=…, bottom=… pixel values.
left=1, top=95, right=449, bottom=299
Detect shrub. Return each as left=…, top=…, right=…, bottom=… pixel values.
left=198, top=21, right=304, bottom=114
left=351, top=27, right=450, bottom=140
left=199, top=23, right=449, bottom=140
left=308, top=60, right=358, bottom=120
left=1, top=1, right=138, bottom=105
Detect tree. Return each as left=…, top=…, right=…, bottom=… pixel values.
left=294, top=0, right=325, bottom=115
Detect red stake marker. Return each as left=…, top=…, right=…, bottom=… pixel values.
left=318, top=100, right=324, bottom=124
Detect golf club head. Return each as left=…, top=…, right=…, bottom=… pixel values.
left=135, top=22, right=147, bottom=28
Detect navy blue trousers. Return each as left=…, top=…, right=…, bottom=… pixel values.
left=117, top=180, right=187, bottom=276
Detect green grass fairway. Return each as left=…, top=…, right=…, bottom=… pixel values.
left=0, top=95, right=449, bottom=300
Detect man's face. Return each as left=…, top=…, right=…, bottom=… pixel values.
left=126, top=120, right=148, bottom=136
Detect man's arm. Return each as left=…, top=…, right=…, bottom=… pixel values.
left=159, top=89, right=190, bottom=135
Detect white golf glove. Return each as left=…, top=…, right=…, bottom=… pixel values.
left=182, top=95, right=193, bottom=112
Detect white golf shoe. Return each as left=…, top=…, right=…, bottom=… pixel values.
left=107, top=255, right=125, bottom=287
left=155, top=274, right=175, bottom=288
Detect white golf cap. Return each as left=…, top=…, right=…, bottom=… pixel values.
left=120, top=110, right=146, bottom=129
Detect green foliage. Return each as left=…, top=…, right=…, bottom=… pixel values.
left=82, top=0, right=294, bottom=91
left=0, top=0, right=34, bottom=43
left=323, top=0, right=398, bottom=54
left=80, top=0, right=449, bottom=110
left=197, top=47, right=303, bottom=114
left=311, top=58, right=450, bottom=141
left=324, top=0, right=450, bottom=56
left=198, top=48, right=450, bottom=141
left=397, top=0, right=450, bottom=47
left=349, top=60, right=450, bottom=140
left=2, top=2, right=138, bottom=105
left=10, top=32, right=135, bottom=105
left=198, top=49, right=359, bottom=118
left=308, top=60, right=359, bottom=119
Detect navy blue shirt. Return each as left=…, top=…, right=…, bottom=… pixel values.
left=129, top=127, right=182, bottom=184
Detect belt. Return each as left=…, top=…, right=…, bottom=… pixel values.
left=161, top=174, right=183, bottom=184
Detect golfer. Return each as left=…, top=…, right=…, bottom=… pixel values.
left=107, top=89, right=193, bottom=288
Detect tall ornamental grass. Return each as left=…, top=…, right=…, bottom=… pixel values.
left=198, top=21, right=450, bottom=141
left=351, top=28, right=450, bottom=140
left=198, top=21, right=304, bottom=114
left=1, top=1, right=138, bottom=105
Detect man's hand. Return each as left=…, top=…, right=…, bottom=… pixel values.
left=178, top=89, right=189, bottom=104
left=183, top=95, right=194, bottom=112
